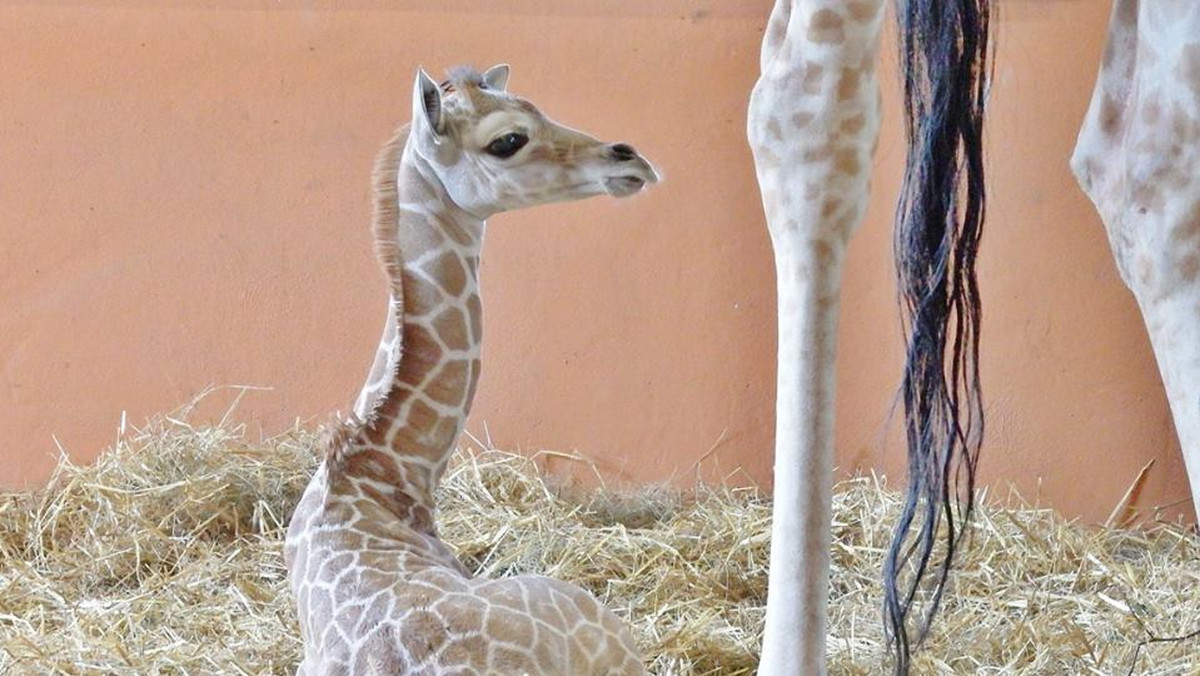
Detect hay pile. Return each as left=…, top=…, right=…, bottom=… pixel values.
left=2, top=408, right=1198, bottom=675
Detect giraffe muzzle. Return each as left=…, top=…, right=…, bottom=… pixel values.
left=601, top=143, right=659, bottom=197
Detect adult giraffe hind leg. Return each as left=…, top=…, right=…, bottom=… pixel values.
left=747, top=1, right=885, bottom=674
left=1072, top=0, right=1200, bottom=523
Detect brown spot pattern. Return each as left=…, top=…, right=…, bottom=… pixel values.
left=345, top=449, right=404, bottom=488
left=766, top=11, right=787, bottom=53
left=1102, top=39, right=1117, bottom=69
left=491, top=644, right=536, bottom=671
left=837, top=68, right=861, bottom=101
left=426, top=359, right=469, bottom=407
left=767, top=118, right=784, bottom=141
left=802, top=143, right=833, bottom=163
left=841, top=113, right=866, bottom=134
left=1169, top=102, right=1200, bottom=146
left=406, top=397, right=441, bottom=432
left=439, top=635, right=489, bottom=671
left=1115, top=0, right=1137, bottom=26
left=1099, top=94, right=1123, bottom=137
left=431, top=306, right=469, bottom=351
left=400, top=271, right=444, bottom=318
left=808, top=8, right=845, bottom=44
left=432, top=415, right=461, bottom=448
left=573, top=591, right=601, bottom=623
left=847, top=0, right=880, bottom=22
left=1174, top=202, right=1200, bottom=247
left=1132, top=182, right=1165, bottom=213
left=435, top=211, right=476, bottom=248
left=791, top=111, right=815, bottom=129
left=834, top=148, right=860, bottom=175
left=487, top=608, right=537, bottom=645
left=397, top=324, right=443, bottom=387
left=391, top=398, right=449, bottom=457
left=533, top=638, right=568, bottom=673
left=399, top=610, right=450, bottom=662
left=424, top=251, right=467, bottom=297
left=1141, top=99, right=1162, bottom=125
left=364, top=384, right=412, bottom=433
left=1183, top=43, right=1200, bottom=94
left=1178, top=252, right=1200, bottom=283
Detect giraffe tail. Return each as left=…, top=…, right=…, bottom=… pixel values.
left=884, top=0, right=992, bottom=672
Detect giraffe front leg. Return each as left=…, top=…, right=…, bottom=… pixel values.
left=747, top=1, right=885, bottom=673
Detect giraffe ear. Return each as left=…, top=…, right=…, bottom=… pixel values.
left=412, top=68, right=443, bottom=137
left=481, top=63, right=510, bottom=92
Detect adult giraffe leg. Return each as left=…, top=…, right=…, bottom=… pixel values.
left=1072, top=0, right=1200, bottom=523
left=747, top=2, right=885, bottom=673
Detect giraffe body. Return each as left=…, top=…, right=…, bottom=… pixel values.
left=288, top=479, right=643, bottom=675
left=286, top=65, right=656, bottom=676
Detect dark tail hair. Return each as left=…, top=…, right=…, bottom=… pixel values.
left=885, top=0, right=992, bottom=672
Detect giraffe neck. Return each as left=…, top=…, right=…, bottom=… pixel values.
left=330, top=127, right=486, bottom=529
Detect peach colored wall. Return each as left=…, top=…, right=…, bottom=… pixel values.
left=1, top=2, right=1191, bottom=523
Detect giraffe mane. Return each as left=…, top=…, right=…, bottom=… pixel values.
left=324, top=123, right=410, bottom=483
left=320, top=414, right=362, bottom=487
left=371, top=123, right=409, bottom=296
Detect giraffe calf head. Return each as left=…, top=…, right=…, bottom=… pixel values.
left=408, top=64, right=658, bottom=217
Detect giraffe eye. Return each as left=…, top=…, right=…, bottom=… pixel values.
left=485, top=132, right=529, bottom=159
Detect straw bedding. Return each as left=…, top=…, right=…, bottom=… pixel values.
left=2, top=408, right=1197, bottom=675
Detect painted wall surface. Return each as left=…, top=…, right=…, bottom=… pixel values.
left=1, top=1, right=1191, bottom=523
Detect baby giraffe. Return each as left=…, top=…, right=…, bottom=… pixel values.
left=285, top=65, right=658, bottom=675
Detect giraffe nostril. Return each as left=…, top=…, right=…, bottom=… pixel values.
left=609, top=143, right=638, bottom=162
